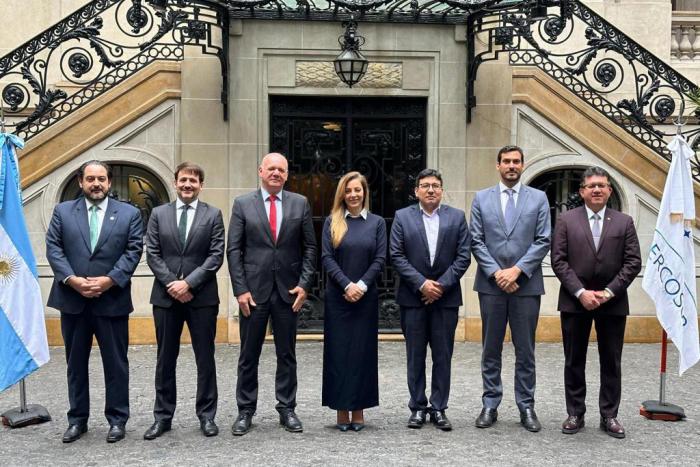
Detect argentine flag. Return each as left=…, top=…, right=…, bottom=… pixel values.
left=0, top=133, right=49, bottom=392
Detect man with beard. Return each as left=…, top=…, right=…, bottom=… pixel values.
left=470, top=145, right=551, bottom=432
left=227, top=153, right=316, bottom=435
left=143, top=162, right=225, bottom=439
left=46, top=160, right=143, bottom=443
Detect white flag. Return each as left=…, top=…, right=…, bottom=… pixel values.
left=642, top=134, right=699, bottom=375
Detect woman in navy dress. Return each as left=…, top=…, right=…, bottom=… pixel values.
left=322, top=171, right=387, bottom=432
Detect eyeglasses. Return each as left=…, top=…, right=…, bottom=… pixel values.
left=418, top=183, right=443, bottom=191
left=581, top=183, right=610, bottom=190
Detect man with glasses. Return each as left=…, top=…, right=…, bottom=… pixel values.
left=470, top=145, right=551, bottom=432
left=551, top=166, right=641, bottom=438
left=390, top=169, right=471, bottom=430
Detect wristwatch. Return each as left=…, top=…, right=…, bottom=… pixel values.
left=602, top=290, right=612, bottom=300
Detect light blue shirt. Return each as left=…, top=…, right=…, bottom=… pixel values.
left=176, top=198, right=199, bottom=241
left=260, top=187, right=283, bottom=236
left=420, top=204, right=440, bottom=266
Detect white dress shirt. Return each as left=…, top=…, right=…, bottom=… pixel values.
left=260, top=187, right=283, bottom=235
left=420, top=204, right=440, bottom=266
left=499, top=181, right=522, bottom=216
left=176, top=198, right=199, bottom=241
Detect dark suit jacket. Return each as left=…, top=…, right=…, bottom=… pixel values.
left=227, top=189, right=316, bottom=304
left=46, top=197, right=144, bottom=316
left=146, top=200, right=225, bottom=308
left=551, top=206, right=642, bottom=315
left=390, top=204, right=471, bottom=308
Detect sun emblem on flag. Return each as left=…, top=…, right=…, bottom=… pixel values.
left=0, top=254, right=20, bottom=285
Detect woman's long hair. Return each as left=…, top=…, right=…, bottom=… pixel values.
left=330, top=171, right=370, bottom=248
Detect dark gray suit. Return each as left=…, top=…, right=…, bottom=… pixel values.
left=470, top=184, right=551, bottom=411
left=46, top=197, right=143, bottom=426
left=227, top=189, right=316, bottom=413
left=146, top=200, right=225, bottom=423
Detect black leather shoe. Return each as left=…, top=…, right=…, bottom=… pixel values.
left=200, top=419, right=219, bottom=437
left=350, top=422, right=365, bottom=432
left=336, top=423, right=351, bottom=432
left=600, top=417, right=625, bottom=439
left=62, top=424, right=87, bottom=443
left=475, top=408, right=498, bottom=428
left=232, top=412, right=253, bottom=436
left=143, top=421, right=171, bottom=440
left=430, top=410, right=453, bottom=431
left=407, top=410, right=426, bottom=429
left=520, top=408, right=542, bottom=432
left=106, top=424, right=126, bottom=443
left=562, top=415, right=585, bottom=434
left=279, top=411, right=303, bottom=433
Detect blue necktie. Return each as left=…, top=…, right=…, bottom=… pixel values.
left=504, top=189, right=515, bottom=230
left=89, top=205, right=99, bottom=252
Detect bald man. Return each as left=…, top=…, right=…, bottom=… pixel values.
left=227, top=153, right=317, bottom=435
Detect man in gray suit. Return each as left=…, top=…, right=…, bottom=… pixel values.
left=227, top=152, right=316, bottom=435
left=143, top=162, right=225, bottom=439
left=470, top=145, right=551, bottom=432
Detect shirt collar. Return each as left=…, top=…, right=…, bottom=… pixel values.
left=261, top=187, right=283, bottom=201
left=499, top=181, right=522, bottom=194
left=585, top=205, right=606, bottom=220
left=345, top=208, right=368, bottom=219
left=419, top=204, right=440, bottom=217
left=85, top=196, right=109, bottom=212
left=176, top=198, right=199, bottom=211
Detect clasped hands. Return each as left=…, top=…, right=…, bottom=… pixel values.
left=67, top=276, right=114, bottom=298
left=494, top=266, right=521, bottom=294
left=421, top=280, right=443, bottom=305
left=578, top=289, right=612, bottom=311
left=166, top=280, right=193, bottom=303
left=236, top=286, right=308, bottom=317
left=343, top=283, right=365, bottom=303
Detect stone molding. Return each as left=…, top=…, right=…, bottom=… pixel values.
left=295, top=61, right=402, bottom=88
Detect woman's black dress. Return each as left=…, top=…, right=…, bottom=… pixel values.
left=321, top=213, right=387, bottom=410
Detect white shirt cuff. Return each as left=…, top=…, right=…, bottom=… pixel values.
left=574, top=288, right=585, bottom=298
left=357, top=280, right=367, bottom=292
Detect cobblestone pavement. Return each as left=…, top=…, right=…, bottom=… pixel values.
left=1, top=342, right=698, bottom=466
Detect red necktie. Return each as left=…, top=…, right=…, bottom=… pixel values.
left=269, top=194, right=277, bottom=242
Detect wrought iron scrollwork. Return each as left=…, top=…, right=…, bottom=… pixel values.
left=467, top=0, right=700, bottom=182
left=0, top=0, right=229, bottom=141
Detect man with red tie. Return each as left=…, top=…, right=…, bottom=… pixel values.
left=227, top=153, right=317, bottom=435
left=551, top=166, right=641, bottom=438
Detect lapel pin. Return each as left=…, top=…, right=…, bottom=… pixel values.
left=110, top=216, right=115, bottom=221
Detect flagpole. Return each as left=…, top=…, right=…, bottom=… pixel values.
left=659, top=330, right=667, bottom=404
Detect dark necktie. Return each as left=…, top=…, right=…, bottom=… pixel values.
left=179, top=204, right=190, bottom=246
left=592, top=213, right=601, bottom=250
left=504, top=189, right=515, bottom=230
left=269, top=194, right=277, bottom=242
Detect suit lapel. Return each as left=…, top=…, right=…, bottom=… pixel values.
left=276, top=190, right=291, bottom=243
left=491, top=187, right=507, bottom=234
left=411, top=204, right=431, bottom=261
left=596, top=208, right=614, bottom=252
left=168, top=202, right=183, bottom=253
left=183, top=202, right=206, bottom=252
left=433, top=206, right=448, bottom=263
left=253, top=190, right=274, bottom=244
left=506, top=186, right=529, bottom=236
left=73, top=199, right=91, bottom=253
left=578, top=207, right=597, bottom=255
left=92, top=198, right=118, bottom=255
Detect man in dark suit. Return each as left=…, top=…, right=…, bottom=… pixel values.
left=143, top=162, right=225, bottom=440
left=390, top=169, right=471, bottom=431
left=551, top=166, right=641, bottom=438
left=227, top=152, right=316, bottom=435
left=470, top=145, right=551, bottom=432
left=46, top=160, right=143, bottom=443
